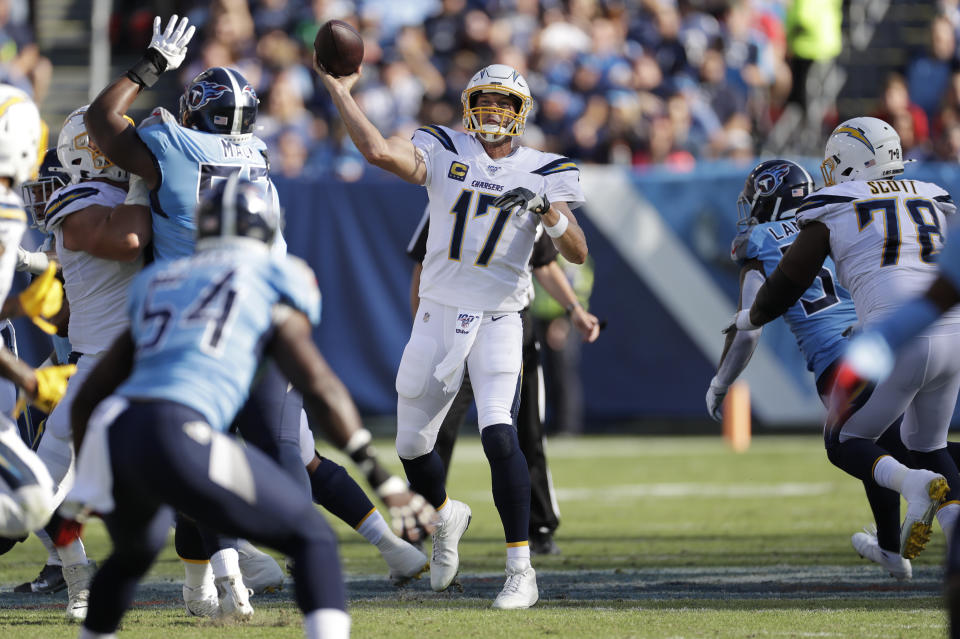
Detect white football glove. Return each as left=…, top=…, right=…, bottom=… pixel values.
left=705, top=377, right=728, bottom=422
left=149, top=15, right=196, bottom=72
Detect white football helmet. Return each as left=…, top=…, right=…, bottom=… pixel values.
left=461, top=64, right=533, bottom=143
left=0, top=84, right=44, bottom=187
left=821, top=116, right=904, bottom=186
left=57, top=106, right=130, bottom=184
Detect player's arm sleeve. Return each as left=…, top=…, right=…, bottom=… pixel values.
left=406, top=207, right=429, bottom=263
left=715, top=264, right=765, bottom=387
left=536, top=156, right=585, bottom=209
left=750, top=222, right=830, bottom=326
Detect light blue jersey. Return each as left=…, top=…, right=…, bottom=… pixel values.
left=732, top=219, right=859, bottom=380
left=117, top=242, right=321, bottom=430
left=137, top=108, right=277, bottom=262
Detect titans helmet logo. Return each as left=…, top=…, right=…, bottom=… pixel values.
left=754, top=164, right=791, bottom=195
left=187, top=81, right=233, bottom=110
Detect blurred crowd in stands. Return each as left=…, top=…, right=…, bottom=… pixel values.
left=96, top=0, right=960, bottom=177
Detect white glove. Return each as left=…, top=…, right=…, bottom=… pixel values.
left=705, top=377, right=728, bottom=422
left=16, top=247, right=50, bottom=274
left=723, top=309, right=760, bottom=334
left=149, top=15, right=196, bottom=71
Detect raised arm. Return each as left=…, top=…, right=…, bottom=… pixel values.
left=316, top=66, right=427, bottom=185
left=85, top=15, right=196, bottom=189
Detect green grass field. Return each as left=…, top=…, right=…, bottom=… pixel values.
left=0, top=435, right=949, bottom=638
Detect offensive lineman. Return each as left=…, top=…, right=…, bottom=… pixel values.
left=731, top=117, right=960, bottom=560
left=24, top=107, right=150, bottom=621
left=319, top=61, right=589, bottom=608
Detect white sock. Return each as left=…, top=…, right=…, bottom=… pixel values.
left=182, top=560, right=212, bottom=588
left=304, top=608, right=350, bottom=639
left=78, top=628, right=116, bottom=638
left=36, top=529, right=61, bottom=566
left=357, top=509, right=389, bottom=545
left=210, top=547, right=241, bottom=579
left=56, top=538, right=88, bottom=568
left=506, top=544, right=531, bottom=567
left=872, top=455, right=910, bottom=492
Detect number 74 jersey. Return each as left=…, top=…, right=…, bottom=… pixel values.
left=412, top=125, right=584, bottom=312
left=796, top=178, right=959, bottom=324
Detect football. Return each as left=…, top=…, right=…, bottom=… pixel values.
left=314, top=19, right=364, bottom=77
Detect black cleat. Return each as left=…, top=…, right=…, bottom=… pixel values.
left=14, top=563, right=66, bottom=594
left=529, top=532, right=561, bottom=556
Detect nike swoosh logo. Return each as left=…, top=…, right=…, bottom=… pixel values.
left=491, top=315, right=508, bottom=321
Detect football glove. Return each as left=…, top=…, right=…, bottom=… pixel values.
left=127, top=15, right=195, bottom=87
left=493, top=187, right=551, bottom=217
left=377, top=476, right=436, bottom=543
left=705, top=377, right=728, bottom=422
left=18, top=262, right=62, bottom=335
left=28, top=364, right=76, bottom=414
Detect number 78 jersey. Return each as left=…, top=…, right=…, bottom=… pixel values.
left=412, top=125, right=584, bottom=312
left=796, top=178, right=959, bottom=324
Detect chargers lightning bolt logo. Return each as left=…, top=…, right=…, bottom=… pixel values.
left=187, top=81, right=233, bottom=110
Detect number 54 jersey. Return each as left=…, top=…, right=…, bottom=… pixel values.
left=796, top=179, right=960, bottom=325
left=412, top=125, right=584, bottom=312
left=117, top=245, right=321, bottom=431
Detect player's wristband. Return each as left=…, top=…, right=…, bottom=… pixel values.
left=343, top=428, right=392, bottom=489
left=126, top=49, right=169, bottom=89
left=544, top=212, right=569, bottom=238
left=564, top=301, right=581, bottom=315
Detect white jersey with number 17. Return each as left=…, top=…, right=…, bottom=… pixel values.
left=795, top=178, right=960, bottom=325
left=411, top=125, right=584, bottom=312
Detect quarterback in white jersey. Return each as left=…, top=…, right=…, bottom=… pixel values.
left=320, top=62, right=588, bottom=609
left=733, top=117, right=960, bottom=561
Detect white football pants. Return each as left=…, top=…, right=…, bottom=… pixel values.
left=396, top=299, right=522, bottom=459
left=38, top=353, right=101, bottom=507
left=840, top=325, right=960, bottom=451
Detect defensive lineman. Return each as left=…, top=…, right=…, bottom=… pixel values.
left=319, top=62, right=588, bottom=608
left=732, top=117, right=960, bottom=560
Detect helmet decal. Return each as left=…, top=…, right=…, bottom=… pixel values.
left=834, top=126, right=875, bottom=153
left=188, top=81, right=233, bottom=110
left=754, top=164, right=792, bottom=196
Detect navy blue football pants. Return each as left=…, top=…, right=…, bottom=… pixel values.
left=83, top=400, right=344, bottom=634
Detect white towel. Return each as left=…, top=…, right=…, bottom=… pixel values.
left=61, top=396, right=128, bottom=520
left=433, top=308, right=483, bottom=392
